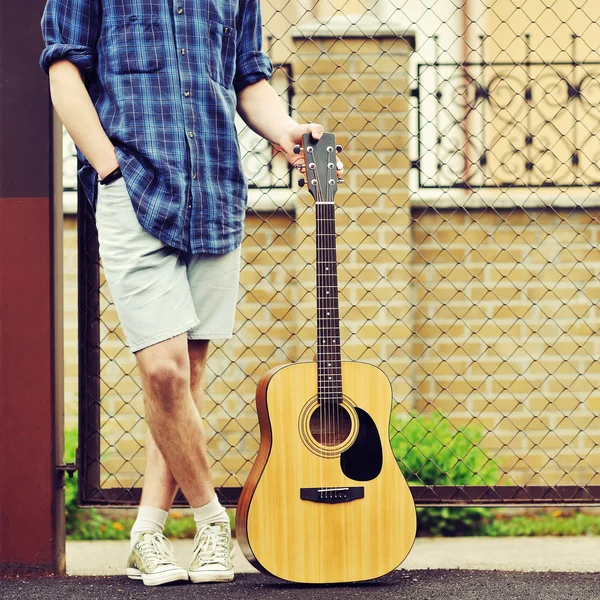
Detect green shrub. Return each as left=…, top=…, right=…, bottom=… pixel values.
left=390, top=410, right=502, bottom=536
left=484, top=510, right=600, bottom=536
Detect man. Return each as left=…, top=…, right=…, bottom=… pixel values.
left=40, top=0, right=342, bottom=587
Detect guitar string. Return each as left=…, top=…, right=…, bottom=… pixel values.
left=308, top=143, right=325, bottom=491
left=313, top=140, right=341, bottom=497
left=326, top=144, right=341, bottom=471
left=311, top=142, right=330, bottom=486
left=317, top=146, right=332, bottom=477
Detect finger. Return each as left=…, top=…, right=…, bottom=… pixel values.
left=308, top=123, right=324, bottom=140
left=293, top=163, right=307, bottom=175
left=288, top=150, right=307, bottom=174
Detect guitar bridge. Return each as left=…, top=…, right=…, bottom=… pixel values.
left=300, top=486, right=364, bottom=503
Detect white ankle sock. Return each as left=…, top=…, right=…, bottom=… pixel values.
left=130, top=505, right=169, bottom=549
left=191, top=495, right=228, bottom=529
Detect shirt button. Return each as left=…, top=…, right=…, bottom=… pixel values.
left=181, top=48, right=186, bottom=55
left=189, top=131, right=194, bottom=138
left=224, top=26, right=230, bottom=33
left=192, top=173, right=197, bottom=179
left=177, top=7, right=183, bottom=14
left=184, top=90, right=190, bottom=97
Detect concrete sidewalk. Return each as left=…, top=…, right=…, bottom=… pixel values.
left=2, top=539, right=598, bottom=600
left=66, top=537, right=600, bottom=576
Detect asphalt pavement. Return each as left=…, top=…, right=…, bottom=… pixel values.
left=2, top=570, right=600, bottom=600
left=2, top=537, right=599, bottom=599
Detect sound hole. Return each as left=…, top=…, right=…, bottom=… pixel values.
left=309, top=403, right=352, bottom=447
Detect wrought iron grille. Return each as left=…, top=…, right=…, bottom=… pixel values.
left=416, top=58, right=600, bottom=188
left=74, top=0, right=600, bottom=507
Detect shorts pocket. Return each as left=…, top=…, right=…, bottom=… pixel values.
left=105, top=17, right=166, bottom=74
left=207, top=21, right=237, bottom=88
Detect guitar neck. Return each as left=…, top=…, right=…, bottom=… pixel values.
left=316, top=198, right=342, bottom=404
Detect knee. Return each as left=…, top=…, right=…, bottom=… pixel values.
left=142, top=358, right=189, bottom=409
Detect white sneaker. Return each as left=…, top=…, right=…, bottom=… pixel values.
left=126, top=531, right=188, bottom=586
left=188, top=521, right=234, bottom=583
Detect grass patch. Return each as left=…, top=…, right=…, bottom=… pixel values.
left=484, top=510, right=600, bottom=537
left=68, top=513, right=199, bottom=541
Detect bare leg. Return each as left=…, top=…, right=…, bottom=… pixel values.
left=136, top=334, right=214, bottom=509
left=138, top=339, right=211, bottom=510
left=187, top=340, right=210, bottom=413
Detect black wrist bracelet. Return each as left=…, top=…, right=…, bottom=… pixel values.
left=99, top=166, right=123, bottom=186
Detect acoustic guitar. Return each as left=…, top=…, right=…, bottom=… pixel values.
left=236, top=133, right=416, bottom=583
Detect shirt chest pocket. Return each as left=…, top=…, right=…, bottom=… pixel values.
left=105, top=18, right=166, bottom=74
left=207, top=21, right=237, bottom=88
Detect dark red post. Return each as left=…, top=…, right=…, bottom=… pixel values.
left=0, top=0, right=65, bottom=575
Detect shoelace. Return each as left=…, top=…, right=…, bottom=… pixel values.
left=137, top=532, right=177, bottom=568
left=192, top=525, right=229, bottom=565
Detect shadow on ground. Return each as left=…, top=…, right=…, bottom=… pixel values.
left=2, top=570, right=600, bottom=600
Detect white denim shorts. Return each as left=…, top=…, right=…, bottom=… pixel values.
left=95, top=177, right=241, bottom=353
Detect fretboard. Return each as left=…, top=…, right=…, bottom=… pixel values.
left=316, top=199, right=342, bottom=405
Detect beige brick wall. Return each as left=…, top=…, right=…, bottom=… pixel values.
left=411, top=207, right=600, bottom=487
left=64, top=216, right=78, bottom=434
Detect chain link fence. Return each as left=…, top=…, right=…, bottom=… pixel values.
left=75, top=0, right=600, bottom=506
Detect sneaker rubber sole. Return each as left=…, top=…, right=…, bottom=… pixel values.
left=126, top=566, right=189, bottom=586
left=188, top=568, right=234, bottom=584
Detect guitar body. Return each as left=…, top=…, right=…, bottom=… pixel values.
left=236, top=360, right=417, bottom=584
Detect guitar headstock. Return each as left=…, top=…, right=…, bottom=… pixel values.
left=300, top=132, right=341, bottom=203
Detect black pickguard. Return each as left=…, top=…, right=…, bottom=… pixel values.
left=340, top=407, right=383, bottom=481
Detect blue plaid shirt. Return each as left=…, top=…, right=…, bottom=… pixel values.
left=40, top=0, right=272, bottom=254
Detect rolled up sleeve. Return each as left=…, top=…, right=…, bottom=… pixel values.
left=39, top=0, right=100, bottom=75
left=233, top=0, right=273, bottom=93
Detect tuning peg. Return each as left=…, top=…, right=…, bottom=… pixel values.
left=293, top=145, right=301, bottom=155
left=298, top=178, right=305, bottom=187
left=336, top=144, right=343, bottom=153
left=337, top=178, right=345, bottom=184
